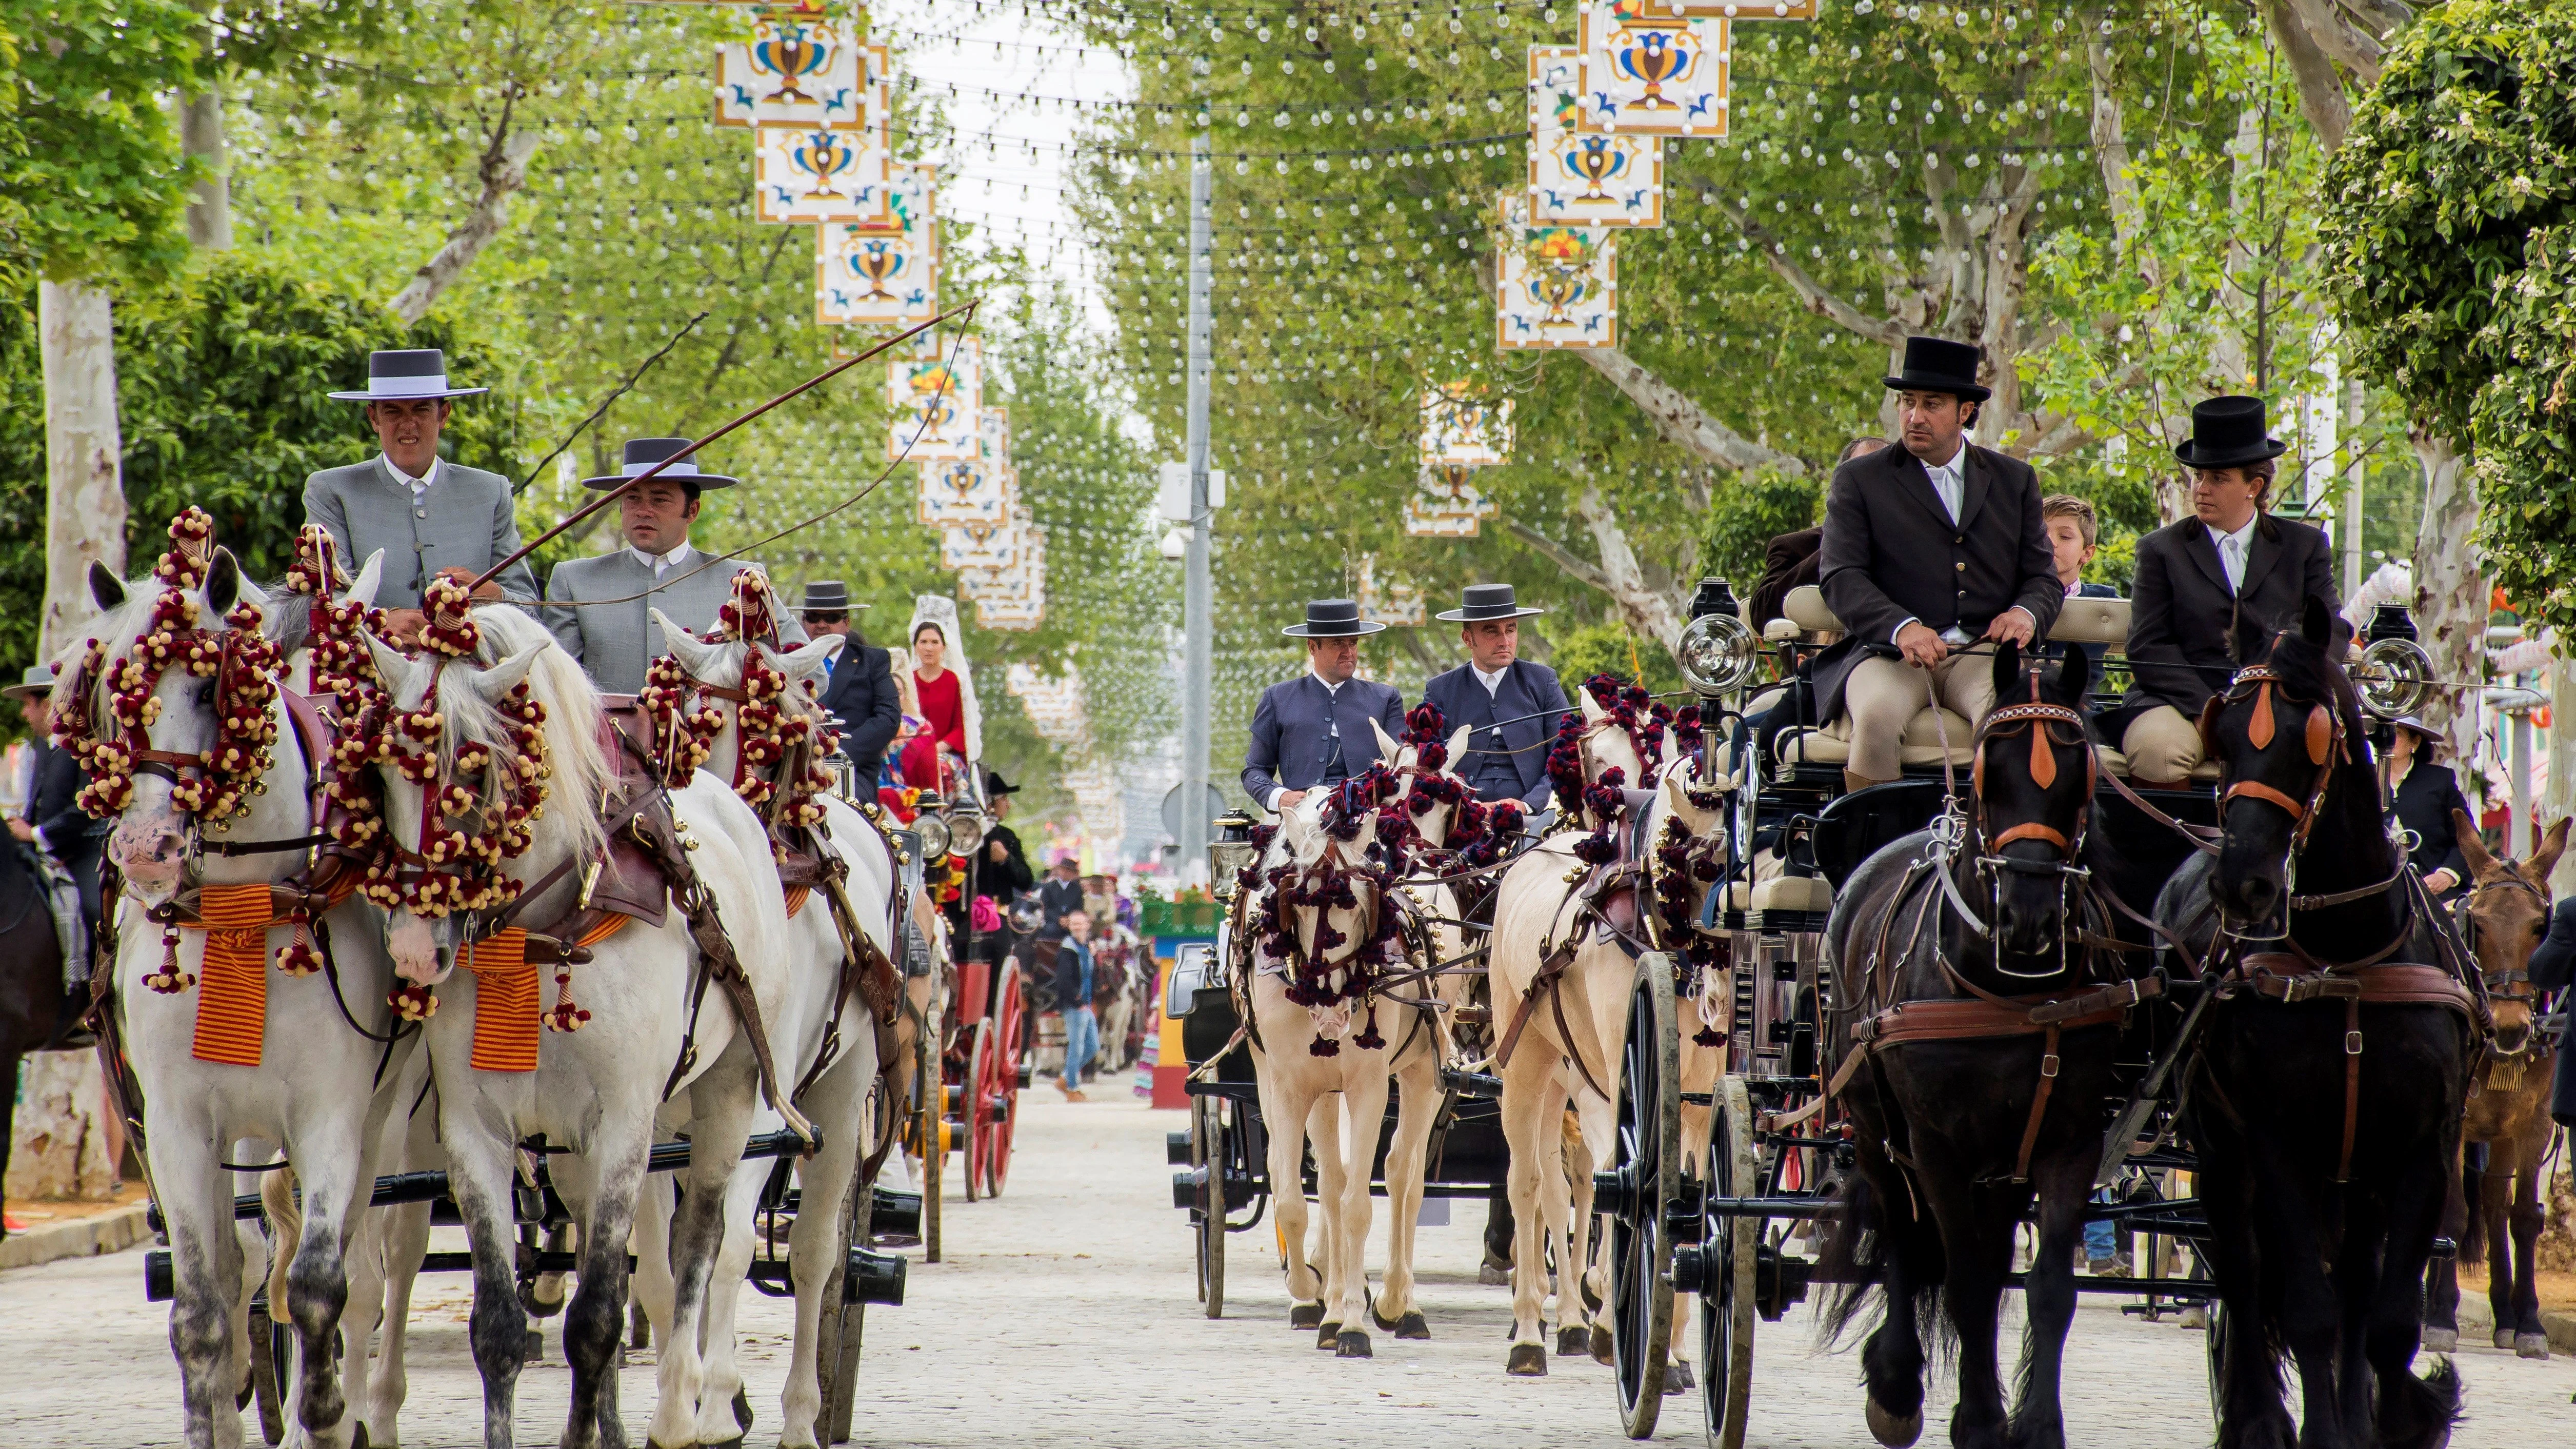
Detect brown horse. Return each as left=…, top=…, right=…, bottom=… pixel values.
left=2425, top=809, right=2568, bottom=1359
left=0, top=831, right=75, bottom=1235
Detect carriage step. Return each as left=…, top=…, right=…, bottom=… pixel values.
left=1168, top=1130, right=1194, bottom=1165
left=746, top=1246, right=907, bottom=1305
left=1440, top=1066, right=1503, bottom=1099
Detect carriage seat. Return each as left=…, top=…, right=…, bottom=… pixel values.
left=1774, top=708, right=1976, bottom=768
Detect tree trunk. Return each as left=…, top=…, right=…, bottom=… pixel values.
left=2407, top=429, right=2484, bottom=766
left=8, top=1056, right=121, bottom=1200
left=387, top=120, right=540, bottom=324
left=1574, top=349, right=1807, bottom=475
left=38, top=281, right=126, bottom=659
left=179, top=89, right=231, bottom=250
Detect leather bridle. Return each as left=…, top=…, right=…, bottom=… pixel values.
left=2459, top=868, right=2551, bottom=1033
left=2201, top=662, right=2346, bottom=851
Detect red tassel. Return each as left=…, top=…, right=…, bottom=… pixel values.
left=274, top=914, right=322, bottom=978
left=544, top=967, right=591, bottom=1033
left=146, top=923, right=194, bottom=994
left=388, top=982, right=438, bottom=1021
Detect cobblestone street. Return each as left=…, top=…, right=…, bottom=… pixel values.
left=5, top=1098, right=2573, bottom=1446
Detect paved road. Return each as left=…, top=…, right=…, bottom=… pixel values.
left=5, top=1098, right=2573, bottom=1446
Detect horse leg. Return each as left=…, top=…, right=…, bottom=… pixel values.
left=553, top=1144, right=649, bottom=1449
left=368, top=1201, right=432, bottom=1446
left=1308, top=1090, right=1348, bottom=1341
left=2420, top=1143, right=2465, bottom=1353
left=338, top=1208, right=385, bottom=1449
left=2244, top=1150, right=2340, bottom=1449
left=1330, top=1067, right=1390, bottom=1358
left=438, top=1126, right=528, bottom=1449
left=687, top=1162, right=763, bottom=1446
left=1497, top=1055, right=1556, bottom=1374
left=645, top=1051, right=761, bottom=1449
left=2366, top=1130, right=2464, bottom=1449
left=778, top=1048, right=871, bottom=1449
left=1853, top=1157, right=1930, bottom=1449
left=157, top=1128, right=251, bottom=1449
left=629, top=1174, right=677, bottom=1349
left=2507, top=1146, right=2550, bottom=1355
left=1911, top=1155, right=2009, bottom=1449
left=1263, top=1075, right=1322, bottom=1324
left=2003, top=1145, right=2093, bottom=1449
left=283, top=1129, right=370, bottom=1447
left=1571, top=1088, right=1615, bottom=1363
left=1541, top=1094, right=1583, bottom=1357
left=1372, top=1042, right=1437, bottom=1339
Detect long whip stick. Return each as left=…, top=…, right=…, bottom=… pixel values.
left=472, top=299, right=979, bottom=592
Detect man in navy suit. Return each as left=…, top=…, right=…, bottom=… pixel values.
left=1419, top=584, right=1568, bottom=817
left=1240, top=599, right=1407, bottom=814
left=796, top=580, right=902, bottom=783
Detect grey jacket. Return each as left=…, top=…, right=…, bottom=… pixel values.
left=540, top=548, right=807, bottom=697
left=302, top=456, right=540, bottom=609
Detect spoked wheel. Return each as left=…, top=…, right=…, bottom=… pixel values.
left=1607, top=951, right=1679, bottom=1438
left=816, top=1165, right=870, bottom=1447
left=963, top=1020, right=994, bottom=1202
left=916, top=1020, right=944, bottom=1262
left=1194, top=1094, right=1228, bottom=1318
left=980, top=965, right=1026, bottom=1198
left=1696, top=1075, right=1760, bottom=1449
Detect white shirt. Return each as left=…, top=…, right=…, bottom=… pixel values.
left=2205, top=516, right=2258, bottom=595
left=1471, top=661, right=1510, bottom=696
left=1265, top=671, right=1348, bottom=811
left=629, top=541, right=694, bottom=581
left=1889, top=441, right=2033, bottom=646
left=382, top=453, right=442, bottom=505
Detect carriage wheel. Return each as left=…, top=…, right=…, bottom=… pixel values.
left=917, top=1021, right=945, bottom=1263
left=1610, top=951, right=1680, bottom=1438
left=981, top=965, right=1026, bottom=1198
left=248, top=1298, right=290, bottom=1446
left=816, top=1167, right=870, bottom=1446
left=1196, top=1095, right=1229, bottom=1318
left=963, top=1019, right=994, bottom=1203
left=1696, top=1075, right=1760, bottom=1449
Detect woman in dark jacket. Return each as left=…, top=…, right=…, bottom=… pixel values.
left=2382, top=715, right=2471, bottom=899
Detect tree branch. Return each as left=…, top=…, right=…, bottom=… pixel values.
left=1575, top=348, right=1809, bottom=475
left=2262, top=0, right=2354, bottom=154
left=2087, top=41, right=2162, bottom=292
left=1506, top=519, right=1610, bottom=592
left=2284, top=0, right=2385, bottom=85
left=1723, top=206, right=1907, bottom=347
left=389, top=91, right=541, bottom=324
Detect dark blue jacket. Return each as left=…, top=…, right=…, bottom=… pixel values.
left=1420, top=660, right=1568, bottom=813
left=817, top=640, right=903, bottom=779
left=1240, top=672, right=1406, bottom=807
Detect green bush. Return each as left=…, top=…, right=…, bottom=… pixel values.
left=1696, top=468, right=1823, bottom=595
left=1547, top=619, right=1683, bottom=696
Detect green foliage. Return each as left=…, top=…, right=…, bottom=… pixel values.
left=1696, top=470, right=1818, bottom=594
left=2323, top=0, right=2576, bottom=636
left=1546, top=620, right=1680, bottom=697
left=0, top=0, right=201, bottom=282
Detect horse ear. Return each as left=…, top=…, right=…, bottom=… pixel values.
left=363, top=633, right=424, bottom=703
left=344, top=549, right=385, bottom=610
left=2452, top=808, right=2495, bottom=879
left=2302, top=593, right=2334, bottom=648
left=1445, top=723, right=1471, bottom=765
left=2532, top=816, right=2572, bottom=883
left=1367, top=716, right=1401, bottom=763
left=654, top=608, right=724, bottom=678
left=473, top=642, right=546, bottom=703
left=1579, top=687, right=1607, bottom=725
left=769, top=632, right=844, bottom=681
left=1989, top=637, right=2021, bottom=702
left=203, top=549, right=244, bottom=617
left=87, top=561, right=125, bottom=613
left=2049, top=642, right=2087, bottom=708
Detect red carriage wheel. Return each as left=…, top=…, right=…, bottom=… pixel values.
left=963, top=1019, right=994, bottom=1203
left=980, top=965, right=1026, bottom=1197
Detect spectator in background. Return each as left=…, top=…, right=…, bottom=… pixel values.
left=1750, top=436, right=1889, bottom=629
left=1055, top=908, right=1099, bottom=1101
left=797, top=580, right=902, bottom=782
left=2382, top=716, right=2471, bottom=902
left=948, top=771, right=1034, bottom=966
left=1036, top=853, right=1084, bottom=946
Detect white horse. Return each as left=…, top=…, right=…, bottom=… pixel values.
left=634, top=612, right=898, bottom=1449
left=83, top=543, right=413, bottom=1449
left=361, top=603, right=800, bottom=1449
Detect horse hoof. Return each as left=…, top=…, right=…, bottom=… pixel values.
left=2178, top=1306, right=2208, bottom=1331
left=1393, top=1312, right=1430, bottom=1340
left=1590, top=1323, right=1614, bottom=1364
left=1289, top=1302, right=1324, bottom=1331
left=1664, top=1359, right=1696, bottom=1394
left=1866, top=1398, right=1925, bottom=1448
left=2422, top=1327, right=2458, bottom=1354
left=2494, top=1328, right=2518, bottom=1351
left=1479, top=1263, right=1510, bottom=1286
left=2517, top=1333, right=2552, bottom=1359
left=733, top=1384, right=754, bottom=1429
left=1556, top=1325, right=1589, bottom=1357
left=1507, top=1342, right=1549, bottom=1376
left=1315, top=1321, right=1342, bottom=1351
left=352, top=1425, right=370, bottom=1449
left=1336, top=1329, right=1373, bottom=1359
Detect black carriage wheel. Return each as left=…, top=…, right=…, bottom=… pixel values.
left=1197, top=1095, right=1228, bottom=1319
left=815, top=1168, right=871, bottom=1446
left=917, top=1018, right=944, bottom=1264
left=1698, top=1074, right=1759, bottom=1449
left=249, top=1300, right=290, bottom=1446
left=1611, top=951, right=1679, bottom=1438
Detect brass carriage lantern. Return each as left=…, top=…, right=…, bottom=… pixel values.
left=1208, top=810, right=1260, bottom=902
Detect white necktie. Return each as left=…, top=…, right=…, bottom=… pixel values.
left=2222, top=535, right=2245, bottom=594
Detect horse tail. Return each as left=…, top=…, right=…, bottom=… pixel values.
left=2378, top=1353, right=2464, bottom=1449
left=260, top=1163, right=300, bottom=1313
left=2457, top=1158, right=2486, bottom=1267
left=1814, top=1169, right=1945, bottom=1353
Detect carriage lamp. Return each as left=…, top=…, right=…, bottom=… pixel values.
left=1208, top=810, right=1260, bottom=901
left=946, top=802, right=987, bottom=849
left=1676, top=610, right=1759, bottom=698
left=1687, top=574, right=1741, bottom=622
left=912, top=811, right=953, bottom=860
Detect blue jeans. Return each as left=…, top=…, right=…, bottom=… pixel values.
left=2084, top=1188, right=2118, bottom=1260
left=1062, top=1006, right=1099, bottom=1092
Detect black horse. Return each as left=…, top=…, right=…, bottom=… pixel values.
left=2155, top=597, right=2472, bottom=1449
left=1821, top=642, right=2156, bottom=1449
left=0, top=832, right=77, bottom=1232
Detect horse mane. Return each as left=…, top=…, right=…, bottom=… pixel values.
left=457, top=606, right=612, bottom=867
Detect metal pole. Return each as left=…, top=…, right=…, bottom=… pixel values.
left=2512, top=705, right=2533, bottom=858
left=2342, top=374, right=2365, bottom=600
left=1179, top=134, right=1216, bottom=888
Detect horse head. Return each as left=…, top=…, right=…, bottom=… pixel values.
left=77, top=525, right=291, bottom=900
left=2201, top=596, right=2367, bottom=931
left=1262, top=781, right=1405, bottom=1050
left=1368, top=708, right=1474, bottom=849
left=2454, top=809, right=2568, bottom=1055
left=1969, top=640, right=2096, bottom=962
left=361, top=602, right=610, bottom=986
left=650, top=605, right=844, bottom=792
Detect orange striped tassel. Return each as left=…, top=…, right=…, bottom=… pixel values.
left=784, top=886, right=810, bottom=919
left=458, top=928, right=538, bottom=1073
left=190, top=885, right=277, bottom=1067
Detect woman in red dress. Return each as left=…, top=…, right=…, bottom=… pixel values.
left=898, top=620, right=968, bottom=791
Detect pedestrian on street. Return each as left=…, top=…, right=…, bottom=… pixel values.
left=304, top=347, right=538, bottom=642
left=1055, top=908, right=1099, bottom=1102
left=1240, top=598, right=1406, bottom=816
left=797, top=580, right=902, bottom=782
left=1036, top=853, right=1084, bottom=945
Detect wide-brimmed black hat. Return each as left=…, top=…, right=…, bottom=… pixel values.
left=582, top=437, right=741, bottom=491
left=985, top=770, right=1022, bottom=797
left=794, top=579, right=870, bottom=614
left=1436, top=583, right=1546, bottom=623
left=1882, top=335, right=1990, bottom=402
left=2388, top=714, right=2444, bottom=745
left=1281, top=598, right=1387, bottom=638
left=2172, top=395, right=2288, bottom=470
left=328, top=348, right=490, bottom=403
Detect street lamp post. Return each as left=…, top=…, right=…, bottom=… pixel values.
left=1179, top=134, right=1215, bottom=888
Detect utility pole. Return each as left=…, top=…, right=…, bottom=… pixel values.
left=2342, top=374, right=2365, bottom=599
left=1179, top=134, right=1216, bottom=887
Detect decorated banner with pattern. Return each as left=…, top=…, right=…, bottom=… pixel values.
left=1666, top=0, right=1812, bottom=15
left=1528, top=46, right=1664, bottom=227
left=979, top=405, right=1010, bottom=466
left=917, top=456, right=1017, bottom=527
left=753, top=122, right=894, bottom=224
left=1403, top=464, right=1505, bottom=538
left=1494, top=191, right=1618, bottom=349
left=714, top=17, right=865, bottom=130
left=940, top=514, right=1027, bottom=571
left=814, top=164, right=937, bottom=326
left=888, top=337, right=982, bottom=462
left=1420, top=382, right=1516, bottom=468
left=1577, top=2, right=1729, bottom=137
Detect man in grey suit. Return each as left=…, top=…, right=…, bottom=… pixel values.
left=1239, top=599, right=1407, bottom=815
left=1418, top=584, right=1567, bottom=817
left=304, top=348, right=539, bottom=641
left=539, top=437, right=806, bottom=696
